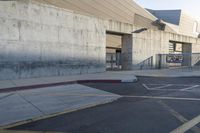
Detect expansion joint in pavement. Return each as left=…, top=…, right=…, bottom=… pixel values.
left=17, top=93, right=45, bottom=115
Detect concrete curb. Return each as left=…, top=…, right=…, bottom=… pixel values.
left=0, top=96, right=121, bottom=130
left=0, top=130, right=63, bottom=133
left=0, top=79, right=137, bottom=94
left=0, top=81, right=76, bottom=93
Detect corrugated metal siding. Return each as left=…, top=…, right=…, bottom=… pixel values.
left=34, top=0, right=156, bottom=24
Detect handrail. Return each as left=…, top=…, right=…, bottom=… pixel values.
left=137, top=56, right=153, bottom=70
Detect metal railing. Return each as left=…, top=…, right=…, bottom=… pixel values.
left=156, top=53, right=200, bottom=70
left=137, top=56, right=153, bottom=70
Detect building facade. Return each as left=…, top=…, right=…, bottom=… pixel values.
left=148, top=9, right=200, bottom=37
left=0, top=0, right=200, bottom=80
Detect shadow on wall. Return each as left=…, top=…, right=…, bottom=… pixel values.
left=194, top=60, right=200, bottom=66
left=0, top=57, right=105, bottom=80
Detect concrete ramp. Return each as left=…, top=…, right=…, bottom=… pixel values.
left=0, top=84, right=121, bottom=128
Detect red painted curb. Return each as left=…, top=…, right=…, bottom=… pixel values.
left=0, top=80, right=123, bottom=93
left=77, top=80, right=122, bottom=84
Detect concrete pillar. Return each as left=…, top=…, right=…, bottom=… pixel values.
left=121, top=34, right=133, bottom=70
left=182, top=43, right=192, bottom=66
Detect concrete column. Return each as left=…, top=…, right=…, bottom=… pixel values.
left=182, top=44, right=192, bottom=66
left=121, top=34, right=133, bottom=70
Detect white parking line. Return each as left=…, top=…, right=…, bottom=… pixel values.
left=144, top=84, right=194, bottom=87
left=142, top=84, right=151, bottom=90
left=158, top=101, right=200, bottom=133
left=170, top=114, right=200, bottom=133
left=152, top=84, right=173, bottom=89
left=181, top=85, right=200, bottom=91
left=143, top=84, right=200, bottom=92
left=124, top=95, right=200, bottom=101
left=142, top=84, right=179, bottom=91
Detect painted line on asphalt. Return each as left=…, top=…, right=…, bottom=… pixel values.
left=142, top=84, right=180, bottom=91
left=144, top=84, right=194, bottom=87
left=123, top=95, right=200, bottom=101
left=181, top=85, right=200, bottom=91
left=152, top=84, right=172, bottom=89
left=143, top=83, right=200, bottom=92
left=145, top=88, right=181, bottom=91
left=170, top=114, right=200, bottom=133
left=142, top=84, right=151, bottom=90
left=158, top=101, right=200, bottom=133
left=143, top=83, right=174, bottom=90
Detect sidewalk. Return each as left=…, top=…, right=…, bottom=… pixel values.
left=0, top=72, right=132, bottom=128
left=0, top=72, right=137, bottom=93
left=0, top=84, right=121, bottom=128
left=124, top=68, right=200, bottom=77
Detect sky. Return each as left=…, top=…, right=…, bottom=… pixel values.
left=135, top=0, right=200, bottom=18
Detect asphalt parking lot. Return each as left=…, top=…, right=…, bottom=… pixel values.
left=8, top=76, right=200, bottom=133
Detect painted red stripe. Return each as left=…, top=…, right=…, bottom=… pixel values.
left=0, top=80, right=122, bottom=93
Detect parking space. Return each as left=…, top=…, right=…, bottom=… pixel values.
left=7, top=77, right=200, bottom=133
left=143, top=84, right=200, bottom=91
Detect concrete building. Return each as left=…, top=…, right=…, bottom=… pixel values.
left=147, top=9, right=200, bottom=37
left=0, top=0, right=200, bottom=80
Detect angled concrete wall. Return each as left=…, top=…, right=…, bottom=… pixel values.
left=0, top=0, right=106, bottom=80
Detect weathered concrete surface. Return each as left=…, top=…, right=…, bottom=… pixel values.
left=132, top=29, right=200, bottom=69
left=0, top=80, right=16, bottom=89
left=0, top=84, right=121, bottom=127
left=122, top=34, right=133, bottom=70
left=1, top=0, right=200, bottom=80
left=0, top=0, right=106, bottom=80
left=105, top=19, right=200, bottom=69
